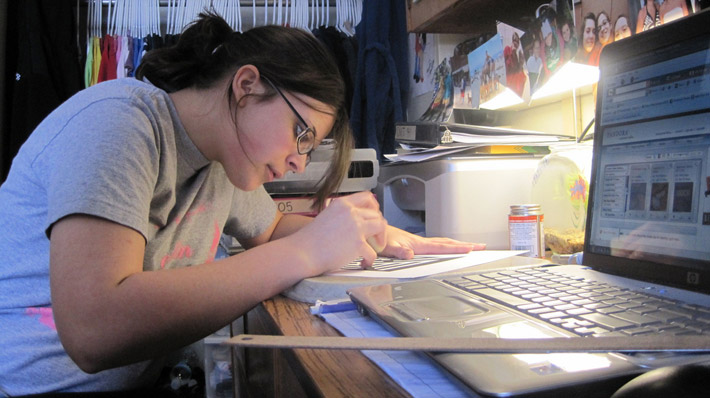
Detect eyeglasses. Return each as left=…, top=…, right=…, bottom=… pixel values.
left=262, top=77, right=316, bottom=161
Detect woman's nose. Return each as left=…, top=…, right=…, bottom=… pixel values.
left=287, top=153, right=308, bottom=174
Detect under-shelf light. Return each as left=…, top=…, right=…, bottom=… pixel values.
left=479, top=87, right=525, bottom=110
left=531, top=62, right=599, bottom=101
left=479, top=62, right=599, bottom=110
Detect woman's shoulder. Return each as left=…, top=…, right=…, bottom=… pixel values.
left=59, top=78, right=177, bottom=128
left=80, top=78, right=169, bottom=104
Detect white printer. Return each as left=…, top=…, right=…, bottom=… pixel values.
left=374, top=155, right=543, bottom=249
left=264, top=144, right=379, bottom=195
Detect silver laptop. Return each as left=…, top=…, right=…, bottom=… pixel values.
left=348, top=10, right=710, bottom=397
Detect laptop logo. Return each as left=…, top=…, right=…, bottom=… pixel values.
left=687, top=272, right=701, bottom=285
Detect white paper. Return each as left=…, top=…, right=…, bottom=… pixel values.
left=384, top=145, right=475, bottom=162
left=328, top=250, right=526, bottom=278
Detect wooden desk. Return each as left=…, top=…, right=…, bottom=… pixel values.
left=237, top=295, right=410, bottom=398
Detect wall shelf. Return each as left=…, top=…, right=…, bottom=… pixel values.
left=406, top=0, right=543, bottom=34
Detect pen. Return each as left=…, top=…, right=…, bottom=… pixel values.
left=309, top=299, right=357, bottom=315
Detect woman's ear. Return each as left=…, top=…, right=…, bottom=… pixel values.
left=231, top=65, right=261, bottom=105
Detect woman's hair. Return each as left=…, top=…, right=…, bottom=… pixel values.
left=136, top=11, right=352, bottom=210
left=596, top=10, right=610, bottom=25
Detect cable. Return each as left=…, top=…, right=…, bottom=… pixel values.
left=577, top=117, right=595, bottom=143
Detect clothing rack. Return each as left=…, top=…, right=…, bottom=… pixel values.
left=81, top=0, right=359, bottom=37
left=79, top=0, right=361, bottom=88
left=97, top=1, right=338, bottom=5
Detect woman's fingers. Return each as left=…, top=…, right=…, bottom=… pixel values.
left=300, top=191, right=389, bottom=273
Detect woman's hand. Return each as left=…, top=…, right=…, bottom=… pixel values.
left=292, top=191, right=388, bottom=272
left=287, top=191, right=485, bottom=275
left=378, top=225, right=486, bottom=260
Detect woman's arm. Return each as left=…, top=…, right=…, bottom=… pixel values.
left=50, top=215, right=329, bottom=373
left=51, top=192, right=481, bottom=373
left=50, top=193, right=387, bottom=373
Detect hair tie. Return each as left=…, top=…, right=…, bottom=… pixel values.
left=211, top=31, right=242, bottom=55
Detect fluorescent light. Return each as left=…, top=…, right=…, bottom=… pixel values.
left=531, top=62, right=599, bottom=101
left=480, top=87, right=525, bottom=110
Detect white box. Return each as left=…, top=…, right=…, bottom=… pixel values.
left=376, top=156, right=542, bottom=249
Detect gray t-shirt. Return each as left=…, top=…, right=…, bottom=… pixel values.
left=0, top=78, right=276, bottom=395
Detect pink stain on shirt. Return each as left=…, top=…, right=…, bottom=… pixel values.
left=25, top=307, right=57, bottom=330
left=160, top=241, right=194, bottom=269
left=206, top=221, right=221, bottom=263
left=173, top=203, right=209, bottom=225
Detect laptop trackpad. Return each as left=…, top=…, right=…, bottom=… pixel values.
left=387, top=296, right=487, bottom=321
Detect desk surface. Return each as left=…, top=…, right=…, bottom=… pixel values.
left=242, top=295, right=410, bottom=398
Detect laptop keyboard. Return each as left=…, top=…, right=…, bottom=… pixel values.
left=443, top=268, right=710, bottom=337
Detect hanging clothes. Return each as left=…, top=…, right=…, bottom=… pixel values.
left=85, top=36, right=102, bottom=87
left=84, top=36, right=95, bottom=88
left=313, top=26, right=358, bottom=116
left=98, top=34, right=118, bottom=83
left=117, top=36, right=131, bottom=79
left=349, top=0, right=409, bottom=160
left=124, top=36, right=135, bottom=78
left=129, top=36, right=145, bottom=78
left=3, top=0, right=82, bottom=180
left=115, top=35, right=124, bottom=79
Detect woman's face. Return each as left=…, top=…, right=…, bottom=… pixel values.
left=562, top=23, right=571, bottom=42
left=597, top=13, right=612, bottom=45
left=223, top=83, right=335, bottom=192
left=614, top=17, right=631, bottom=41
left=583, top=18, right=596, bottom=53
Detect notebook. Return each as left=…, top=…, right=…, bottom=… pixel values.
left=348, top=10, right=710, bottom=397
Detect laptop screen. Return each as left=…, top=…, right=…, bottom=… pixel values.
left=585, top=14, right=710, bottom=289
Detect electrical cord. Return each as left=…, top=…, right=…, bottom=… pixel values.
left=577, top=118, right=595, bottom=143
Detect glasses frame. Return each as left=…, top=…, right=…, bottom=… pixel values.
left=262, top=77, right=316, bottom=159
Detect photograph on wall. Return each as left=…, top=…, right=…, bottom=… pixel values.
left=575, top=0, right=695, bottom=68
left=451, top=38, right=482, bottom=110
left=630, top=0, right=694, bottom=33
left=576, top=0, right=630, bottom=67
left=522, top=0, right=576, bottom=91
left=497, top=21, right=530, bottom=101
left=409, top=33, right=438, bottom=97
left=467, top=34, right=506, bottom=107
left=418, top=58, right=454, bottom=122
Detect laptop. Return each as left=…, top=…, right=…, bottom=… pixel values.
left=348, top=9, right=710, bottom=397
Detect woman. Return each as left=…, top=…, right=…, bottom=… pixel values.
left=504, top=32, right=526, bottom=97
left=637, top=0, right=661, bottom=33
left=660, top=0, right=689, bottom=24
left=559, top=18, right=578, bottom=62
left=577, top=12, right=603, bottom=67
left=526, top=38, right=543, bottom=92
left=0, top=13, right=479, bottom=395
left=614, top=14, right=632, bottom=41
left=596, top=11, right=613, bottom=46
